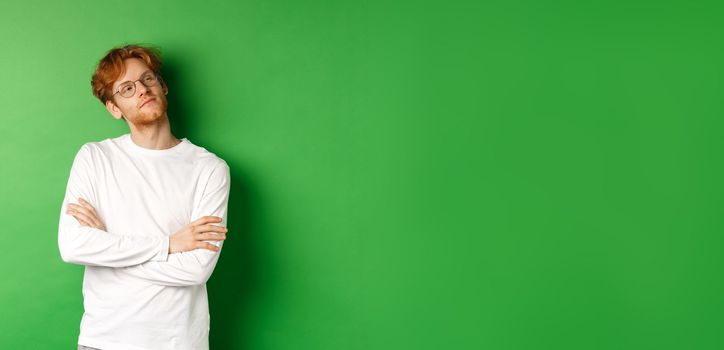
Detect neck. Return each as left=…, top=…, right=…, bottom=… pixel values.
left=127, top=114, right=180, bottom=150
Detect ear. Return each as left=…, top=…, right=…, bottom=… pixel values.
left=105, top=99, right=124, bottom=121
left=160, top=78, right=168, bottom=95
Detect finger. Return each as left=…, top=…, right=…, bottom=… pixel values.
left=69, top=209, right=99, bottom=229
left=196, top=232, right=227, bottom=241
left=68, top=212, right=81, bottom=223
left=190, top=216, right=223, bottom=226
left=70, top=204, right=103, bottom=228
left=74, top=216, right=95, bottom=227
left=68, top=205, right=91, bottom=219
left=74, top=201, right=101, bottom=225
left=194, top=224, right=228, bottom=234
left=78, top=198, right=99, bottom=215
left=71, top=213, right=92, bottom=227
left=68, top=203, right=92, bottom=217
left=196, top=242, right=220, bottom=252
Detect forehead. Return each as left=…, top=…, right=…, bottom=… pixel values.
left=114, top=58, right=152, bottom=87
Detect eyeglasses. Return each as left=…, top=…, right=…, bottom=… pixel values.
left=112, top=72, right=160, bottom=98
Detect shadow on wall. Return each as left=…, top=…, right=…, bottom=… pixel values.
left=162, top=57, right=269, bottom=349
left=161, top=56, right=191, bottom=140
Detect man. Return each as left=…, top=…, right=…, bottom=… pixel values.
left=58, top=44, right=231, bottom=350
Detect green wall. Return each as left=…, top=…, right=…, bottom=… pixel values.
left=2, top=0, right=724, bottom=349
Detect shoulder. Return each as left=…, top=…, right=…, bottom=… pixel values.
left=184, top=140, right=230, bottom=175
left=188, top=144, right=230, bottom=191
left=68, top=137, right=114, bottom=175
left=181, top=140, right=230, bottom=190
left=76, top=135, right=119, bottom=158
left=207, top=157, right=230, bottom=182
left=72, top=138, right=106, bottom=164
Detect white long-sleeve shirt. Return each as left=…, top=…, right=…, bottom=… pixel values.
left=58, top=133, right=231, bottom=350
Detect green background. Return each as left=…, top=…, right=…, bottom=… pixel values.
left=1, top=0, right=723, bottom=349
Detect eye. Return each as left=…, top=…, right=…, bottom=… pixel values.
left=120, top=84, right=134, bottom=94
left=143, top=74, right=156, bottom=83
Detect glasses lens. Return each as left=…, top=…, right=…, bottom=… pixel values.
left=119, top=83, right=135, bottom=98
left=142, top=73, right=158, bottom=87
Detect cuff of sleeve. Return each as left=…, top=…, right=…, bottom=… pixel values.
left=152, top=236, right=170, bottom=261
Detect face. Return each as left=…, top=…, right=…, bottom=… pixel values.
left=105, top=58, right=169, bottom=126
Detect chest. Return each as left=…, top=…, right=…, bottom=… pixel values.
left=93, top=157, right=203, bottom=237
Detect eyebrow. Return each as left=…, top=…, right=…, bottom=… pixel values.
left=119, top=70, right=153, bottom=85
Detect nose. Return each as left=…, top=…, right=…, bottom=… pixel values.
left=135, top=80, right=149, bottom=96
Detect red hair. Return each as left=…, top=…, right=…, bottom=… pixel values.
left=91, top=44, right=164, bottom=104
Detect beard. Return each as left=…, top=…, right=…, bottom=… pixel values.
left=128, top=97, right=168, bottom=127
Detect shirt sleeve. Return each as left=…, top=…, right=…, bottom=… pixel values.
left=57, top=144, right=170, bottom=267
left=118, top=161, right=231, bottom=287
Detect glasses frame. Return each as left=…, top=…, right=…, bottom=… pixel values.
left=112, top=71, right=161, bottom=99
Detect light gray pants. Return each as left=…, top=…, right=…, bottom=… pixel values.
left=78, top=345, right=101, bottom=350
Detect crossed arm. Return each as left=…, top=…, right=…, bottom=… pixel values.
left=67, top=198, right=226, bottom=255
left=58, top=145, right=231, bottom=286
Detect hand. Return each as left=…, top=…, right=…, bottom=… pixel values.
left=169, top=216, right=228, bottom=253
left=67, top=198, right=106, bottom=231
